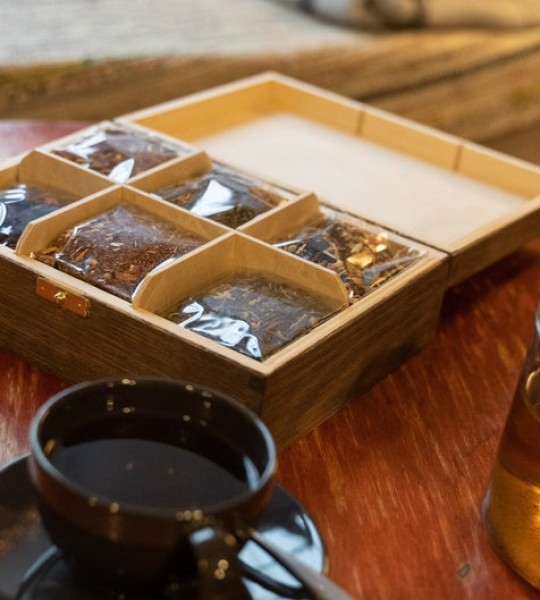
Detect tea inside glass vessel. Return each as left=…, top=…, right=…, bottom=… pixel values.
left=483, top=306, right=540, bottom=589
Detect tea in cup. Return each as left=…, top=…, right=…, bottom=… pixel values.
left=28, top=377, right=275, bottom=597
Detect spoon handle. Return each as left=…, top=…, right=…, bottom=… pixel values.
left=248, top=529, right=356, bottom=600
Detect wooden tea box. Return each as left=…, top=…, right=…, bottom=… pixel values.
left=1, top=73, right=539, bottom=447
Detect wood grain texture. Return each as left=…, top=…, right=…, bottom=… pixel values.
left=1, top=122, right=540, bottom=598
left=0, top=95, right=454, bottom=450
left=2, top=1, right=540, bottom=142
left=277, top=239, right=540, bottom=599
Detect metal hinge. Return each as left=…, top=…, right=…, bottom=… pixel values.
left=35, top=277, right=91, bottom=318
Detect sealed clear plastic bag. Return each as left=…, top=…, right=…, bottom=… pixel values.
left=273, top=209, right=423, bottom=300
left=0, top=183, right=76, bottom=249
left=154, top=162, right=291, bottom=228
left=52, top=123, right=191, bottom=183
left=166, top=273, right=336, bottom=360
left=36, top=204, right=205, bottom=301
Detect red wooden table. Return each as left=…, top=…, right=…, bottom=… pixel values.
left=1, top=120, right=540, bottom=599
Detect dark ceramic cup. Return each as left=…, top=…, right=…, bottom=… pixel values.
left=28, top=377, right=276, bottom=598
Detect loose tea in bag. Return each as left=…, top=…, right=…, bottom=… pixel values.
left=154, top=162, right=292, bottom=228
left=36, top=204, right=205, bottom=301
left=0, top=183, right=76, bottom=249
left=273, top=209, right=423, bottom=300
left=53, top=123, right=192, bottom=183
left=166, top=273, right=338, bottom=360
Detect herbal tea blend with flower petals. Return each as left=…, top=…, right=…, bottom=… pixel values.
left=154, top=162, right=291, bottom=228
left=0, top=184, right=76, bottom=249
left=166, top=273, right=338, bottom=360
left=273, top=210, right=423, bottom=300
left=52, top=123, right=192, bottom=183
left=35, top=204, right=205, bottom=301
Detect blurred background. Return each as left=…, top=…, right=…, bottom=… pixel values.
left=1, top=0, right=540, bottom=162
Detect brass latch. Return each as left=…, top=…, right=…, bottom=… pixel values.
left=35, top=277, right=91, bottom=318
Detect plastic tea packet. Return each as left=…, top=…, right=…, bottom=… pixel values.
left=35, top=205, right=205, bottom=301
left=52, top=123, right=192, bottom=183
left=273, top=208, right=424, bottom=301
left=154, top=162, right=293, bottom=228
left=166, top=273, right=338, bottom=360
left=0, top=184, right=76, bottom=249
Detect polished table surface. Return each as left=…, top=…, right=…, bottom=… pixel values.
left=1, top=121, right=540, bottom=599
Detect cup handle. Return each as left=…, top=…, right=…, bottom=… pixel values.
left=245, top=528, right=355, bottom=600
left=188, top=525, right=251, bottom=600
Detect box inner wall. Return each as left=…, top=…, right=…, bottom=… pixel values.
left=192, top=112, right=526, bottom=249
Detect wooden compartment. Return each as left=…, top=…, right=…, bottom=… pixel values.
left=6, top=72, right=537, bottom=447
left=16, top=183, right=228, bottom=258
left=0, top=150, right=111, bottom=198
left=38, top=120, right=197, bottom=184
left=16, top=184, right=228, bottom=301
left=0, top=151, right=111, bottom=251
left=128, top=150, right=301, bottom=229
left=241, top=193, right=426, bottom=302
left=134, top=232, right=349, bottom=361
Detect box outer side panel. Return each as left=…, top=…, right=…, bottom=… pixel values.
left=447, top=206, right=540, bottom=286
left=261, top=257, right=450, bottom=447
left=0, top=246, right=448, bottom=447
left=0, top=255, right=266, bottom=417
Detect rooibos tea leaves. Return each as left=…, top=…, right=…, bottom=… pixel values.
left=166, top=274, right=337, bottom=360
left=154, top=163, right=291, bottom=228
left=35, top=204, right=206, bottom=301
left=53, top=123, right=192, bottom=183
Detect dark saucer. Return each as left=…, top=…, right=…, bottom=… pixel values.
left=0, top=456, right=325, bottom=600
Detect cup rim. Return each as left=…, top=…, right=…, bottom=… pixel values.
left=29, top=376, right=277, bottom=521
